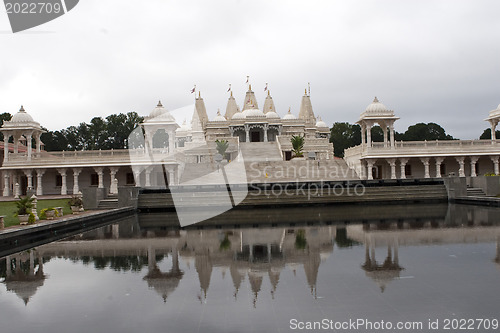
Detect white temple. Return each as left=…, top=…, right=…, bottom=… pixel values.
left=0, top=86, right=500, bottom=198
left=344, top=98, right=500, bottom=180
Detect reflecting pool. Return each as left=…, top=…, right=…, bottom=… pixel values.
left=1, top=203, right=500, bottom=333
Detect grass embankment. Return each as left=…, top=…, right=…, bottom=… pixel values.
left=0, top=199, right=72, bottom=228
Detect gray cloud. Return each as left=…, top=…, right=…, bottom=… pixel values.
left=1, top=0, right=499, bottom=139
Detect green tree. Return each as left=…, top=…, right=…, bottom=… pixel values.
left=479, top=128, right=500, bottom=140
left=0, top=113, right=12, bottom=142
left=329, top=122, right=361, bottom=157
left=215, top=139, right=229, bottom=158
left=370, top=125, right=384, bottom=142
left=291, top=135, right=305, bottom=157
left=402, top=122, right=454, bottom=141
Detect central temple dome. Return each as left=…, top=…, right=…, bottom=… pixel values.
left=365, top=97, right=389, bottom=114
left=242, top=108, right=265, bottom=118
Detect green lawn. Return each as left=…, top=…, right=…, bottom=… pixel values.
left=0, top=198, right=72, bottom=228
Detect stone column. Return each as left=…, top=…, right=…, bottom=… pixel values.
left=36, top=169, right=45, bottom=196
left=366, top=124, right=372, bottom=148
left=144, top=129, right=151, bottom=155
left=387, top=158, right=397, bottom=179
left=470, top=156, right=479, bottom=177
left=26, top=133, right=32, bottom=161
left=94, top=167, right=104, bottom=189
left=263, top=124, right=268, bottom=142
left=145, top=168, right=151, bottom=187
left=435, top=157, right=445, bottom=178
left=420, top=158, right=430, bottom=178
left=361, top=124, right=366, bottom=147
left=168, top=130, right=175, bottom=155
left=491, top=156, right=500, bottom=175
left=3, top=172, right=9, bottom=197
left=244, top=124, right=250, bottom=143
left=3, top=136, right=9, bottom=162
left=399, top=158, right=409, bottom=179
left=23, top=170, right=33, bottom=191
left=13, top=134, right=20, bottom=154
left=455, top=156, right=465, bottom=177
left=14, top=182, right=20, bottom=199
left=133, top=170, right=141, bottom=187
left=389, top=124, right=395, bottom=149
left=57, top=168, right=67, bottom=195
left=381, top=122, right=388, bottom=148
left=109, top=167, right=119, bottom=194
left=72, top=168, right=82, bottom=194
left=366, top=159, right=375, bottom=180
left=168, top=169, right=176, bottom=186
left=490, top=120, right=497, bottom=142
left=35, top=133, right=42, bottom=153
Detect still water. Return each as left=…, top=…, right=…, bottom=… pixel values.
left=1, top=203, right=500, bottom=333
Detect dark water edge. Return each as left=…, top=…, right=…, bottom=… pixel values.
left=1, top=203, right=500, bottom=333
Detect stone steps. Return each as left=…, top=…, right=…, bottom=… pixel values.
left=466, top=187, right=486, bottom=197
left=138, top=184, right=447, bottom=210
left=97, top=196, right=118, bottom=209
left=239, top=142, right=283, bottom=161
left=179, top=159, right=359, bottom=185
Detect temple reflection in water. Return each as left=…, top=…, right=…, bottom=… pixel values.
left=2, top=203, right=500, bottom=307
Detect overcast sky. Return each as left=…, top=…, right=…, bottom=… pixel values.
left=1, top=0, right=500, bottom=139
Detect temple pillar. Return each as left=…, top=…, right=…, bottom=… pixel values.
left=134, top=170, right=141, bottom=187
left=109, top=167, right=119, bottom=194
left=389, top=124, right=395, bottom=148
left=244, top=124, right=250, bottom=143
left=72, top=168, right=82, bottom=194
left=168, top=169, right=175, bottom=186
left=36, top=169, right=45, bottom=195
left=168, top=130, right=175, bottom=154
left=490, top=120, right=497, bottom=142
left=366, top=124, right=372, bottom=148
left=263, top=124, right=268, bottom=142
left=57, top=168, right=67, bottom=195
left=491, top=156, right=500, bottom=175
left=13, top=134, right=20, bottom=154
left=35, top=133, right=41, bottom=153
left=23, top=170, right=33, bottom=191
left=3, top=135, right=9, bottom=162
left=3, top=172, right=10, bottom=196
left=455, top=156, right=465, bottom=177
left=366, top=159, right=375, bottom=180
left=94, top=167, right=104, bottom=189
left=470, top=156, right=479, bottom=177
left=420, top=157, right=430, bottom=178
left=435, top=157, right=445, bottom=178
left=145, top=168, right=151, bottom=187
left=399, top=158, right=409, bottom=179
left=361, top=124, right=366, bottom=147
left=381, top=122, right=388, bottom=148
left=387, top=158, right=397, bottom=179
left=26, top=133, right=32, bottom=160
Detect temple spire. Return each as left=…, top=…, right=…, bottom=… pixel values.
left=263, top=90, right=276, bottom=114
left=242, top=83, right=259, bottom=111
left=299, top=90, right=316, bottom=125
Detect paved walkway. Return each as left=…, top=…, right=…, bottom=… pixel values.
left=0, top=208, right=110, bottom=234
left=0, top=194, right=73, bottom=202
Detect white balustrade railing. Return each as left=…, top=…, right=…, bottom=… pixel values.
left=345, top=139, right=499, bottom=159
left=3, top=147, right=182, bottom=167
